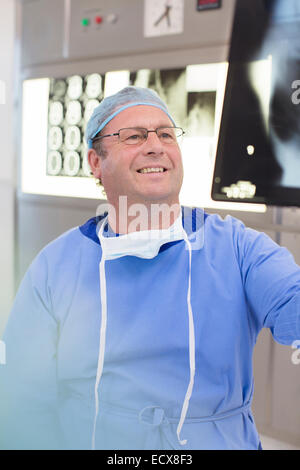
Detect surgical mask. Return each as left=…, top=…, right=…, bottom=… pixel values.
left=97, top=214, right=186, bottom=260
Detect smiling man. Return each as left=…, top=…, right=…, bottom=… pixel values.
left=2, top=86, right=300, bottom=451
left=87, top=88, right=184, bottom=233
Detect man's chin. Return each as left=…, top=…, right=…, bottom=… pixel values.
left=133, top=191, right=177, bottom=205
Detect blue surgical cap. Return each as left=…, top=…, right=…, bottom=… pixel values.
left=85, top=86, right=176, bottom=148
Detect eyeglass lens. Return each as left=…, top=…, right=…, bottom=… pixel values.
left=119, top=127, right=183, bottom=144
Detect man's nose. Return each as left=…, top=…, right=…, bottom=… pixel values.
left=143, top=131, right=164, bottom=154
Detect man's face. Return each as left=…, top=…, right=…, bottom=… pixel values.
left=89, top=105, right=184, bottom=207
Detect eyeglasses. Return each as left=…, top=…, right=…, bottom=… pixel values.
left=92, top=127, right=185, bottom=145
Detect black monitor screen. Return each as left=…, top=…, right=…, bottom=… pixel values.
left=212, top=0, right=300, bottom=206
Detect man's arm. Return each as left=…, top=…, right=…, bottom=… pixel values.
left=0, top=251, right=64, bottom=449
left=233, top=218, right=300, bottom=345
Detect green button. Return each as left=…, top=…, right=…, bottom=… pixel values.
left=81, top=18, right=89, bottom=26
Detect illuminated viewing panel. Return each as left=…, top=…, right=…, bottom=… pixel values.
left=212, top=0, right=300, bottom=207
left=21, top=64, right=266, bottom=212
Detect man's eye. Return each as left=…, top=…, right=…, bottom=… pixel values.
left=161, top=132, right=174, bottom=139
left=127, top=134, right=142, bottom=140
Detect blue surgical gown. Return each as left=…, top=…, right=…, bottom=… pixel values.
left=1, top=207, right=300, bottom=449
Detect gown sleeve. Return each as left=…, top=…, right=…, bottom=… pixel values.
left=232, top=217, right=300, bottom=345
left=0, top=251, right=65, bottom=449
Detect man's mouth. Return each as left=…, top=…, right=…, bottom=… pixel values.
left=137, top=167, right=167, bottom=174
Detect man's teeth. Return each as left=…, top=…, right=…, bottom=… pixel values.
left=138, top=167, right=165, bottom=173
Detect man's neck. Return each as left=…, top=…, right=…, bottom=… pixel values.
left=106, top=197, right=181, bottom=234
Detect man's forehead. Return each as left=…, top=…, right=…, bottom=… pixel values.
left=104, top=105, right=173, bottom=131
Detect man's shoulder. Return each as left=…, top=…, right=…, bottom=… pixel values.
left=41, top=226, right=83, bottom=254
left=185, top=206, right=245, bottom=233
left=38, top=216, right=102, bottom=262
left=204, top=211, right=245, bottom=230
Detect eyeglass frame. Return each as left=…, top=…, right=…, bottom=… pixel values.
left=92, top=126, right=185, bottom=145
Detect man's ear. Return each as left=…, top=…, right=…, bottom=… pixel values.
left=88, top=148, right=102, bottom=179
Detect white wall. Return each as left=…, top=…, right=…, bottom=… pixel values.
left=0, top=0, right=16, bottom=335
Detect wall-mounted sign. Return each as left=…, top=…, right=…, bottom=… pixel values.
left=197, top=0, right=221, bottom=11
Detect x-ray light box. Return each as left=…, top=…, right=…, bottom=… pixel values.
left=21, top=64, right=266, bottom=212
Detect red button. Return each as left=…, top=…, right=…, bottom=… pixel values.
left=95, top=16, right=103, bottom=24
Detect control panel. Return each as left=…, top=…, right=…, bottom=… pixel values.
left=21, top=0, right=235, bottom=67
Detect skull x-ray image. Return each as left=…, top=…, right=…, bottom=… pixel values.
left=212, top=0, right=300, bottom=206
